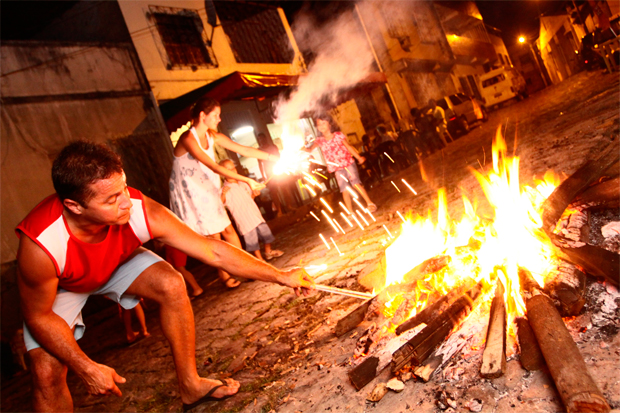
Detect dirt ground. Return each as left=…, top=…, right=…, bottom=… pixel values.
left=2, top=69, right=619, bottom=413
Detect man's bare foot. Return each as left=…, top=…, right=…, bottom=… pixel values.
left=222, top=277, right=240, bottom=289
left=190, top=287, right=204, bottom=298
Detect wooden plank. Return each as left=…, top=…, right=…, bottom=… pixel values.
left=480, top=279, right=506, bottom=378
left=573, top=177, right=620, bottom=210
left=391, top=281, right=484, bottom=372
left=395, top=278, right=475, bottom=335
left=348, top=356, right=379, bottom=391
left=526, top=294, right=610, bottom=413
left=515, top=317, right=545, bottom=371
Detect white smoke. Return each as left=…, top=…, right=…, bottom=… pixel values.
left=274, top=5, right=375, bottom=124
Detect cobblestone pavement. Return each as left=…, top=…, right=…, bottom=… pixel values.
left=2, top=69, right=619, bottom=413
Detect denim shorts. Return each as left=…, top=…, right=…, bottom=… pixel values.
left=23, top=247, right=162, bottom=351
left=335, top=162, right=362, bottom=193
left=243, top=222, right=275, bottom=252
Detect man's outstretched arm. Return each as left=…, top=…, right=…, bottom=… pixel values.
left=17, top=235, right=126, bottom=396
left=145, top=196, right=314, bottom=295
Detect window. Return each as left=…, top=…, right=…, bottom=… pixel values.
left=149, top=6, right=217, bottom=69
left=214, top=2, right=294, bottom=64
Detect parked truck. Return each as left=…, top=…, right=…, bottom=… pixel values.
left=479, top=67, right=527, bottom=109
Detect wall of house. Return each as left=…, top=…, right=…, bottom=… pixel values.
left=117, top=0, right=305, bottom=102
left=1, top=42, right=173, bottom=264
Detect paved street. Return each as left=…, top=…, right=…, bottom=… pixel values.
left=2, top=69, right=619, bottom=413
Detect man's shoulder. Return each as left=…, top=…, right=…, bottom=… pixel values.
left=16, top=194, right=63, bottom=237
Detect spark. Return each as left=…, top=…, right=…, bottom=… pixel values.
left=319, top=233, right=330, bottom=250
left=342, top=175, right=349, bottom=182
left=330, top=237, right=344, bottom=256
left=326, top=161, right=340, bottom=167
left=310, top=211, right=321, bottom=222
left=340, top=212, right=354, bottom=227
left=339, top=202, right=352, bottom=215
left=320, top=198, right=334, bottom=213
left=321, top=210, right=340, bottom=233
left=396, top=211, right=406, bottom=223
left=303, top=184, right=317, bottom=197
left=353, top=197, right=367, bottom=212
left=345, top=186, right=359, bottom=199
left=334, top=219, right=347, bottom=234
left=314, top=171, right=328, bottom=180
left=304, top=264, right=327, bottom=276
left=350, top=213, right=365, bottom=230
left=382, top=224, right=394, bottom=239
left=391, top=181, right=401, bottom=192
left=302, top=171, right=322, bottom=188
left=384, top=152, right=395, bottom=163
left=401, top=179, right=417, bottom=195
left=356, top=210, right=370, bottom=226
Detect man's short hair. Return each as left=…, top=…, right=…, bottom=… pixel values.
left=52, top=140, right=124, bottom=206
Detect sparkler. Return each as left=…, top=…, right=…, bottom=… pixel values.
left=313, top=284, right=373, bottom=299
left=396, top=210, right=406, bottom=223
left=340, top=212, right=353, bottom=227
left=401, top=178, right=417, bottom=195
left=391, top=181, right=401, bottom=193
left=320, top=198, right=334, bottom=213
left=330, top=237, right=344, bottom=256
left=356, top=210, right=370, bottom=226
left=384, top=152, right=395, bottom=163
left=321, top=210, right=340, bottom=233
left=319, top=233, right=330, bottom=250
left=310, top=211, right=321, bottom=222
left=339, top=202, right=352, bottom=215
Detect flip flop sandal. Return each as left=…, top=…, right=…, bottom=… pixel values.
left=182, top=379, right=237, bottom=411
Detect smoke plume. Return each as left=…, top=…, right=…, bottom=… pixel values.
left=274, top=5, right=375, bottom=124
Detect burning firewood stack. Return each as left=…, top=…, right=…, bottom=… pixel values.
left=331, top=133, right=618, bottom=413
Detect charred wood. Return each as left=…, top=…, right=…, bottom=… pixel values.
left=337, top=255, right=451, bottom=336
left=552, top=236, right=619, bottom=287
left=573, top=177, right=620, bottom=210
left=542, top=143, right=619, bottom=235
left=391, top=281, right=484, bottom=372
left=544, top=259, right=587, bottom=316
left=349, top=356, right=379, bottom=391
left=395, top=278, right=476, bottom=335
left=515, top=317, right=545, bottom=371
left=526, top=293, right=610, bottom=413
left=480, top=279, right=506, bottom=378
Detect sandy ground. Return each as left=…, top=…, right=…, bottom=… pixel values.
left=2, top=69, right=619, bottom=413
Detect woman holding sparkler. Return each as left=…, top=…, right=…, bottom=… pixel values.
left=306, top=113, right=377, bottom=215
left=168, top=97, right=277, bottom=289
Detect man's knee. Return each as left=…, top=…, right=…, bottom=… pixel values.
left=149, top=262, right=188, bottom=300
left=29, top=349, right=68, bottom=390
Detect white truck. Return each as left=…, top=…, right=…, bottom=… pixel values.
left=479, top=67, right=527, bottom=109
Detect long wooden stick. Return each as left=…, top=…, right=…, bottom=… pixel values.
left=315, top=284, right=374, bottom=299
left=526, top=293, right=610, bottom=413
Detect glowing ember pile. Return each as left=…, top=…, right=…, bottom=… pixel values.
left=379, top=127, right=563, bottom=333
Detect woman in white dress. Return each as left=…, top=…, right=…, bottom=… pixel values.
left=169, top=97, right=277, bottom=288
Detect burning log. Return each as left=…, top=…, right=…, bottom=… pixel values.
left=552, top=236, right=619, bottom=287
left=526, top=293, right=611, bottom=413
left=348, top=325, right=424, bottom=390
left=480, top=279, right=506, bottom=378
left=391, top=281, right=484, bottom=372
left=337, top=255, right=451, bottom=336
left=544, top=259, right=587, bottom=316
left=515, top=317, right=545, bottom=371
left=573, top=177, right=620, bottom=210
left=395, top=278, right=476, bottom=335
left=542, top=142, right=618, bottom=235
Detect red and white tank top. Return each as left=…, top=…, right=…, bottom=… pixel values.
left=16, top=187, right=152, bottom=293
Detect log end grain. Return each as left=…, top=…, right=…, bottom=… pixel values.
left=566, top=392, right=610, bottom=413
